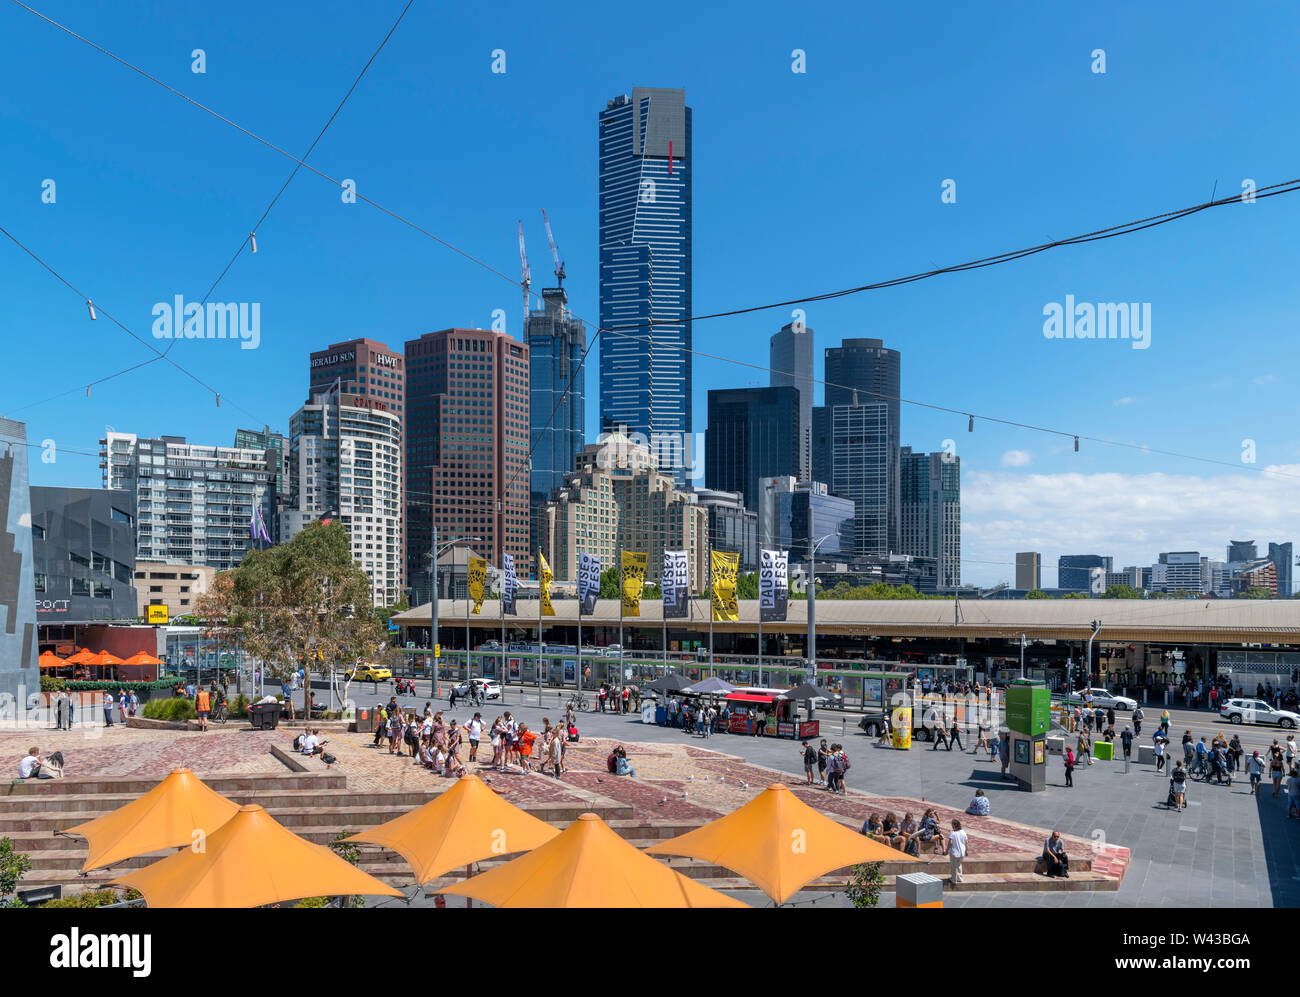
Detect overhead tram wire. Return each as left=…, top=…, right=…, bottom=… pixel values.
left=10, top=3, right=1300, bottom=481
left=7, top=0, right=418, bottom=419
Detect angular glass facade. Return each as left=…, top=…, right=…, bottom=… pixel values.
left=598, top=87, right=692, bottom=481
left=769, top=322, right=814, bottom=481
left=528, top=287, right=586, bottom=561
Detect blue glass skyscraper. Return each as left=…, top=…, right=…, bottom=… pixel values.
left=529, top=286, right=586, bottom=562
left=598, top=87, right=692, bottom=481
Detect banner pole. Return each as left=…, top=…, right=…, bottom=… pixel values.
left=618, top=545, right=624, bottom=693
left=708, top=541, right=714, bottom=679
left=758, top=556, right=764, bottom=689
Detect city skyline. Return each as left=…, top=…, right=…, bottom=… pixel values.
left=5, top=2, right=1299, bottom=589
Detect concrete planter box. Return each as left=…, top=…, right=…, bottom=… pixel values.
left=1046, top=736, right=1064, bottom=755
left=1138, top=744, right=1155, bottom=765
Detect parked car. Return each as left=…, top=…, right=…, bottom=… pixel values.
left=345, top=663, right=393, bottom=682
left=452, top=677, right=502, bottom=701
left=1220, top=698, right=1300, bottom=729
left=1060, top=687, right=1137, bottom=711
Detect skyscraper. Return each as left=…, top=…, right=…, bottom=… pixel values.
left=1015, top=552, right=1042, bottom=590
left=1268, top=542, right=1294, bottom=598
left=308, top=338, right=405, bottom=415
left=598, top=87, right=692, bottom=481
left=405, top=329, right=530, bottom=599
left=528, top=286, right=586, bottom=563
left=899, top=447, right=961, bottom=588
left=704, top=386, right=801, bottom=510
left=769, top=321, right=814, bottom=481
left=281, top=391, right=405, bottom=608
left=817, top=338, right=901, bottom=554
left=0, top=418, right=39, bottom=699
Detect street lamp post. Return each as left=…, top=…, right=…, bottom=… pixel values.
left=805, top=526, right=837, bottom=684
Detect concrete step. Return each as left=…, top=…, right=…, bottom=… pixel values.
left=0, top=773, right=346, bottom=799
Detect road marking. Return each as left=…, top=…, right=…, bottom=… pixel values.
left=1178, top=825, right=1198, bottom=833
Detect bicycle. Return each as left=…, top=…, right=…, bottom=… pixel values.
left=567, top=693, right=589, bottom=713
left=212, top=701, right=229, bottom=725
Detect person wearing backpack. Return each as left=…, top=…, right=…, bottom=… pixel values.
left=1170, top=760, right=1188, bottom=811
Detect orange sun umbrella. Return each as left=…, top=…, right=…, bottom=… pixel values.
left=122, top=651, right=164, bottom=666
left=89, top=650, right=126, bottom=667
left=441, top=813, right=748, bottom=908
left=38, top=651, right=68, bottom=669
left=647, top=782, right=918, bottom=904
left=64, top=648, right=97, bottom=665
left=347, top=773, right=559, bottom=885
left=61, top=768, right=242, bottom=872
left=110, top=804, right=403, bottom=908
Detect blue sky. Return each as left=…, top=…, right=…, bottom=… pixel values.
left=3, top=0, right=1297, bottom=586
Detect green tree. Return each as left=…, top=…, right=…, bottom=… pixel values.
left=0, top=836, right=32, bottom=907
left=1024, top=589, right=1052, bottom=599
left=225, top=522, right=383, bottom=720
left=736, top=572, right=759, bottom=600
left=844, top=861, right=885, bottom=908
left=1238, top=586, right=1274, bottom=599
left=1103, top=584, right=1142, bottom=599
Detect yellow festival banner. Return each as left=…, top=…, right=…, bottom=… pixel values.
left=468, top=557, right=487, bottom=615
left=711, top=550, right=739, bottom=622
left=539, top=551, right=556, bottom=617
left=621, top=551, right=647, bottom=617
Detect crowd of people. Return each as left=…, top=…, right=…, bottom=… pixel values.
left=366, top=698, right=578, bottom=780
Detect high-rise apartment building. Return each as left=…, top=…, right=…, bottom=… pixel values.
left=598, top=87, right=693, bottom=481
left=281, top=391, right=405, bottom=608
left=233, top=425, right=288, bottom=541
left=816, top=338, right=902, bottom=554
left=704, top=386, right=801, bottom=510
left=1015, top=552, right=1042, bottom=590
left=405, top=329, right=530, bottom=599
left=769, top=321, right=814, bottom=481
left=528, top=286, right=586, bottom=563
left=101, top=433, right=275, bottom=572
left=539, top=438, right=708, bottom=592
left=899, top=447, right=961, bottom=589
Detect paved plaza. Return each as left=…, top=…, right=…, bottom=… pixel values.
left=5, top=687, right=1297, bottom=907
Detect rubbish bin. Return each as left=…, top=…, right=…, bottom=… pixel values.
left=1094, top=739, right=1114, bottom=761
left=250, top=702, right=280, bottom=730
left=355, top=707, right=375, bottom=734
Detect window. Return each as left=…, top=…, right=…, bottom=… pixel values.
left=32, top=524, right=45, bottom=540
left=111, top=507, right=133, bottom=526
left=33, top=573, right=46, bottom=593
left=68, top=552, right=89, bottom=568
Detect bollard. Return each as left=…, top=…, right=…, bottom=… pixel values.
left=895, top=871, right=943, bottom=908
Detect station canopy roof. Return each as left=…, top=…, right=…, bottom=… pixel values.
left=394, top=597, right=1300, bottom=645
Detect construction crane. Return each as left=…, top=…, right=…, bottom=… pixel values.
left=541, top=209, right=566, bottom=286
left=517, top=220, right=531, bottom=322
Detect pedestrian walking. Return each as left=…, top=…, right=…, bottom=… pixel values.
left=947, top=819, right=968, bottom=885
left=102, top=692, right=114, bottom=728
left=1132, top=705, right=1144, bottom=737
left=948, top=720, right=964, bottom=752
left=1154, top=732, right=1167, bottom=772
left=1247, top=750, right=1264, bottom=795
left=1269, top=740, right=1286, bottom=797
left=1170, top=761, right=1188, bottom=811
left=817, top=739, right=830, bottom=785
left=1120, top=724, right=1133, bottom=761
left=1064, top=746, right=1075, bottom=787
left=998, top=732, right=1011, bottom=780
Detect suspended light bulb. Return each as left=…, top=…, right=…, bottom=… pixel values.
left=86, top=300, right=97, bottom=320
left=85, top=385, right=91, bottom=398
left=967, top=414, right=974, bottom=432
left=215, top=393, right=221, bottom=408
left=1074, top=436, right=1079, bottom=452
left=249, top=232, right=258, bottom=254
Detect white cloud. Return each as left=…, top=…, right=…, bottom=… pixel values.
left=961, top=465, right=1300, bottom=587
left=1254, top=374, right=1278, bottom=385
left=1000, top=449, right=1032, bottom=467
left=1114, top=396, right=1136, bottom=406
